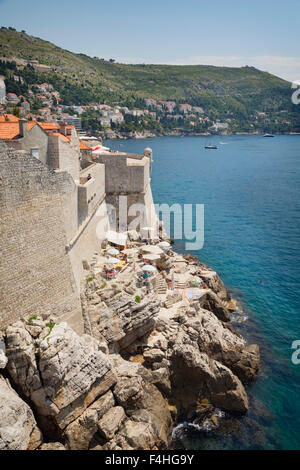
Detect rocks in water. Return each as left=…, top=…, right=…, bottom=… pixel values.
left=5, top=320, right=117, bottom=435
left=199, top=271, right=230, bottom=301
left=0, top=375, right=42, bottom=450
left=199, top=290, right=231, bottom=322
left=140, top=301, right=259, bottom=416
left=171, top=344, right=248, bottom=414
left=220, top=344, right=261, bottom=384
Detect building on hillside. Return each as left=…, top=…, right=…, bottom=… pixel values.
left=179, top=103, right=192, bottom=114
left=110, top=113, right=124, bottom=124
left=159, top=101, right=176, bottom=113
left=6, top=93, right=20, bottom=105
left=209, top=122, right=229, bottom=134
left=193, top=106, right=204, bottom=114
left=144, top=98, right=157, bottom=107
left=65, top=116, right=82, bottom=131
left=0, top=76, right=6, bottom=105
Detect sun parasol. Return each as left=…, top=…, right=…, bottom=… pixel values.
left=142, top=265, right=157, bottom=272
left=141, top=245, right=164, bottom=255
left=107, top=248, right=120, bottom=256
left=106, top=257, right=119, bottom=265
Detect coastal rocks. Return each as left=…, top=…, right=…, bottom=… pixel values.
left=199, top=271, right=230, bottom=301
left=98, top=406, right=126, bottom=440
left=110, top=383, right=172, bottom=450
left=39, top=442, right=66, bottom=450
left=199, top=290, right=231, bottom=322
left=151, top=368, right=172, bottom=396
left=139, top=303, right=259, bottom=416
left=63, top=391, right=115, bottom=450
left=104, top=354, right=172, bottom=450
left=0, top=375, right=42, bottom=450
left=0, top=337, right=7, bottom=369
left=113, top=376, right=144, bottom=410
left=171, top=345, right=248, bottom=414
left=220, top=344, right=261, bottom=383
left=86, top=294, right=160, bottom=352
left=5, top=320, right=117, bottom=435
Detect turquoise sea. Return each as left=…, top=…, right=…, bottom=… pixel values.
left=104, top=135, right=300, bottom=450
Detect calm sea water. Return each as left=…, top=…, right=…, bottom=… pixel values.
left=104, top=135, right=300, bottom=450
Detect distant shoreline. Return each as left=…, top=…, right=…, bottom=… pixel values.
left=102, top=131, right=300, bottom=140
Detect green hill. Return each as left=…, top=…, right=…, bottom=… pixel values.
left=0, top=26, right=299, bottom=132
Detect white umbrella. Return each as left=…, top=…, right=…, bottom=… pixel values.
left=142, top=265, right=157, bottom=272
left=142, top=245, right=164, bottom=255
left=107, top=248, right=120, bottom=256
left=106, top=257, right=119, bottom=265
left=122, top=248, right=138, bottom=256
left=158, top=241, right=171, bottom=248
left=142, top=253, right=161, bottom=261
left=106, top=230, right=127, bottom=246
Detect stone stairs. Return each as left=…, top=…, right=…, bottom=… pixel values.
left=154, top=275, right=167, bottom=294
left=174, top=277, right=187, bottom=290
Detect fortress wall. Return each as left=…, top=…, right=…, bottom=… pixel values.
left=48, top=135, right=80, bottom=184
left=106, top=182, right=158, bottom=232
left=78, top=163, right=105, bottom=226
left=0, top=144, right=83, bottom=333
left=54, top=170, right=79, bottom=244
left=95, top=154, right=149, bottom=194
left=67, top=198, right=110, bottom=293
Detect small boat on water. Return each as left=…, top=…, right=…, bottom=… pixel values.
left=263, top=133, right=274, bottom=137
left=205, top=145, right=218, bottom=149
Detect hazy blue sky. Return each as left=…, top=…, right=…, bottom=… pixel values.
left=0, top=0, right=299, bottom=81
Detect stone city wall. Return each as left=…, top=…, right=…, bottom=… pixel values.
left=0, top=144, right=83, bottom=333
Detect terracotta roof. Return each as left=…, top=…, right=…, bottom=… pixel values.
left=0, top=119, right=37, bottom=140
left=50, top=132, right=70, bottom=143
left=27, top=121, right=37, bottom=131
left=80, top=141, right=91, bottom=150
left=0, top=114, right=19, bottom=122
left=0, top=122, right=20, bottom=139
left=37, top=122, right=59, bottom=131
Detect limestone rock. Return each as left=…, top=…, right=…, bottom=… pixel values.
left=98, top=406, right=125, bottom=440
left=143, top=348, right=166, bottom=364
left=0, top=376, right=42, bottom=450
left=199, top=290, right=231, bottom=322
left=88, top=296, right=160, bottom=352
left=113, top=376, right=144, bottom=410
left=221, top=344, right=261, bottom=383
left=151, top=368, right=171, bottom=396
left=172, top=344, right=248, bottom=413
left=5, top=321, right=117, bottom=433
left=64, top=390, right=115, bottom=450
left=39, top=442, right=66, bottom=450
left=0, top=338, right=7, bottom=369
left=199, top=271, right=230, bottom=301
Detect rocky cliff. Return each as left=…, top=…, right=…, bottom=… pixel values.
left=0, top=241, right=260, bottom=450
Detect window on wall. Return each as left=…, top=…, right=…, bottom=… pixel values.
left=31, top=148, right=39, bottom=159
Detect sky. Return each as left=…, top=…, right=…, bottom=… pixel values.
left=0, top=0, right=300, bottom=82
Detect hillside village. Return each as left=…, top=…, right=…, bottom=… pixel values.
left=0, top=42, right=298, bottom=138
left=0, top=70, right=232, bottom=138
